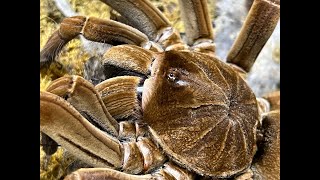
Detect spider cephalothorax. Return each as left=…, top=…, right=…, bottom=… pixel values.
left=40, top=0, right=280, bottom=179
left=142, top=50, right=259, bottom=177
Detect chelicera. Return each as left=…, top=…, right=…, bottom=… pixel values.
left=40, top=0, right=280, bottom=179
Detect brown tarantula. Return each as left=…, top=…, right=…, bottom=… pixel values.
left=40, top=0, right=280, bottom=179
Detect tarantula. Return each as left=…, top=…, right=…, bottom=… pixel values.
left=40, top=0, right=280, bottom=179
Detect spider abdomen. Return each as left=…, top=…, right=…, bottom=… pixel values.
left=142, top=50, right=259, bottom=178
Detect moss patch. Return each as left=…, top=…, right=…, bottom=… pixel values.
left=40, top=146, right=76, bottom=180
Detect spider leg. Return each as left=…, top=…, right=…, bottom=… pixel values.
left=101, top=45, right=154, bottom=79
left=100, top=0, right=169, bottom=41
left=40, top=90, right=123, bottom=169
left=256, top=90, right=280, bottom=124
left=234, top=169, right=254, bottom=180
left=226, top=0, right=280, bottom=72
left=251, top=110, right=280, bottom=179
left=41, top=75, right=121, bottom=157
left=94, top=45, right=157, bottom=121
left=101, top=0, right=184, bottom=50
left=46, top=75, right=119, bottom=136
left=95, top=76, right=142, bottom=121
left=41, top=76, right=169, bottom=175
left=65, top=168, right=152, bottom=180
left=262, top=90, right=280, bottom=111
left=64, top=162, right=195, bottom=180
left=40, top=16, right=149, bottom=69
left=178, top=0, right=215, bottom=55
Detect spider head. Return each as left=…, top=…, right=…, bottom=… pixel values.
left=142, top=49, right=259, bottom=177
left=141, top=49, right=238, bottom=132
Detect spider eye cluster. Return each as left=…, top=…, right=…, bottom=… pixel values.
left=167, top=68, right=179, bottom=82
left=165, top=67, right=190, bottom=87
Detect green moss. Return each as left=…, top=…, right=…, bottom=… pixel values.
left=40, top=146, right=76, bottom=180
left=69, top=0, right=110, bottom=19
